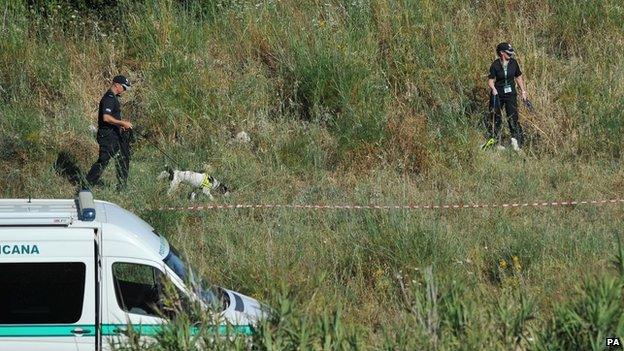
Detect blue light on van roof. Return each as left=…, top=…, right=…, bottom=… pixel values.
left=81, top=208, right=96, bottom=221
left=77, top=190, right=96, bottom=221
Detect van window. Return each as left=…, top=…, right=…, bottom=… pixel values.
left=0, top=262, right=86, bottom=324
left=112, top=262, right=165, bottom=317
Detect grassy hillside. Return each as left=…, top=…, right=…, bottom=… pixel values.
left=1, top=0, right=624, bottom=349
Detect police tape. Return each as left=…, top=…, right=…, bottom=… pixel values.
left=145, top=198, right=624, bottom=212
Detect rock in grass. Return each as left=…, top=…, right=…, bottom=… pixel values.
left=235, top=131, right=251, bottom=144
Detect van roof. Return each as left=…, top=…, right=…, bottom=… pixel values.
left=0, top=198, right=167, bottom=259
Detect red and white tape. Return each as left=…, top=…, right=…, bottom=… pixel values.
left=144, top=198, right=624, bottom=212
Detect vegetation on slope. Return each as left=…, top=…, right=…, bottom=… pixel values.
left=1, top=0, right=623, bottom=349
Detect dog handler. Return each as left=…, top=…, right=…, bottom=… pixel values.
left=484, top=42, right=527, bottom=150
left=86, top=75, right=133, bottom=190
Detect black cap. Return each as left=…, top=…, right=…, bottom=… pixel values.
left=112, top=75, right=131, bottom=90
left=496, top=42, right=515, bottom=56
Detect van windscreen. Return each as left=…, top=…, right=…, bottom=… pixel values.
left=163, top=246, right=221, bottom=309
left=163, top=246, right=187, bottom=280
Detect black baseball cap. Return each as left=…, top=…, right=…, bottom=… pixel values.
left=496, top=42, right=515, bottom=56
left=112, top=75, right=131, bottom=90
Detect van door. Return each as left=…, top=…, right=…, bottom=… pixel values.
left=102, top=257, right=170, bottom=349
left=0, top=228, right=96, bottom=351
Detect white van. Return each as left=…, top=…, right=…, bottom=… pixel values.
left=0, top=191, right=264, bottom=350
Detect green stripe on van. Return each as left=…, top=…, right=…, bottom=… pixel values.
left=0, top=324, right=253, bottom=337
left=0, top=325, right=93, bottom=337
left=101, top=324, right=254, bottom=336
left=100, top=324, right=161, bottom=336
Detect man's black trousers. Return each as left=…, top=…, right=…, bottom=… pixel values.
left=486, top=93, right=524, bottom=146
left=86, top=129, right=130, bottom=187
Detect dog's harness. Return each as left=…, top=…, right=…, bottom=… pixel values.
left=200, top=175, right=213, bottom=189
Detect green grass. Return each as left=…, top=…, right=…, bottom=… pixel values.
left=1, top=0, right=624, bottom=349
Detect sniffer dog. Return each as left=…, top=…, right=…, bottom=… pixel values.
left=157, top=167, right=229, bottom=200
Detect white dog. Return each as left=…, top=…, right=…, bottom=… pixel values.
left=157, top=168, right=229, bottom=200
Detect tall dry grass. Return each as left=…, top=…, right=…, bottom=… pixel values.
left=1, top=0, right=624, bottom=348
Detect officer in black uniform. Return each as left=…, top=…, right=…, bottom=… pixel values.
left=484, top=42, right=528, bottom=150
left=86, top=75, right=133, bottom=190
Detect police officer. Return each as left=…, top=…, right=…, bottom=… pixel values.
left=484, top=42, right=528, bottom=151
left=86, top=75, right=133, bottom=190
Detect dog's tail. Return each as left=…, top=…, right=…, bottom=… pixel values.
left=166, top=166, right=174, bottom=181
left=157, top=166, right=175, bottom=181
